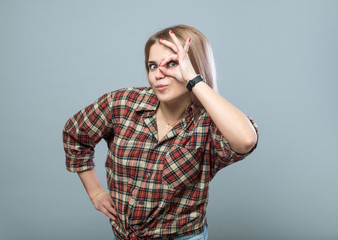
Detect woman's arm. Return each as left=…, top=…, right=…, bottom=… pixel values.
left=191, top=81, right=257, bottom=154
left=78, top=169, right=116, bottom=220
left=158, top=30, right=257, bottom=154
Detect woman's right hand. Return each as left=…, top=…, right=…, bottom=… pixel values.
left=90, top=189, right=117, bottom=220
left=77, top=169, right=117, bottom=220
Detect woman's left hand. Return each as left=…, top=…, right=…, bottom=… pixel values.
left=158, top=30, right=197, bottom=83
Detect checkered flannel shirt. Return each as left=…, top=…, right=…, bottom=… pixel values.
left=63, top=87, right=258, bottom=240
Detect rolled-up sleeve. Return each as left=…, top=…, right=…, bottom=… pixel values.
left=210, top=117, right=259, bottom=178
left=62, top=93, right=115, bottom=172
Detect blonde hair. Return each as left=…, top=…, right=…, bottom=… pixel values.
left=144, top=24, right=218, bottom=92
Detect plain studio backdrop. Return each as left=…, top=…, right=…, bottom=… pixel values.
left=1, top=0, right=337, bottom=239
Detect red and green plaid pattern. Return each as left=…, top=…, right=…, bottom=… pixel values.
left=63, top=87, right=258, bottom=239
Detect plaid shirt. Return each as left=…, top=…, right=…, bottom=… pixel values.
left=63, top=87, right=258, bottom=240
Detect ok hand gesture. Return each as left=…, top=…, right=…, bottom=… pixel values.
left=158, top=30, right=197, bottom=83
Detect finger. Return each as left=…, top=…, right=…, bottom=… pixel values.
left=169, top=29, right=184, bottom=52
left=100, top=198, right=116, bottom=219
left=159, top=38, right=178, bottom=53
left=183, top=38, right=191, bottom=54
left=159, top=54, right=178, bottom=67
left=106, top=202, right=117, bottom=216
left=101, top=207, right=115, bottom=220
left=158, top=66, right=184, bottom=82
left=158, top=66, right=174, bottom=77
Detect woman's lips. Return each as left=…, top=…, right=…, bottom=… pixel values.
left=156, top=84, right=169, bottom=91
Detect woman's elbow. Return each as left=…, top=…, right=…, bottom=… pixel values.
left=233, top=132, right=257, bottom=154
left=245, top=134, right=257, bottom=152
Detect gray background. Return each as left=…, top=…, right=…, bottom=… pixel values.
left=1, top=0, right=337, bottom=239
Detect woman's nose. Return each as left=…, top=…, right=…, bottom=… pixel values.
left=155, top=67, right=165, bottom=80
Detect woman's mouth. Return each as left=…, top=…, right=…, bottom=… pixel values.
left=156, top=84, right=169, bottom=91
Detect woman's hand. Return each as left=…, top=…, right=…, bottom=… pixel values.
left=158, top=30, right=197, bottom=83
left=77, top=169, right=117, bottom=220
left=90, top=189, right=117, bottom=220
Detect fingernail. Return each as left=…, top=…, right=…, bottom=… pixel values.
left=188, top=38, right=191, bottom=43
left=159, top=38, right=164, bottom=42
left=169, top=29, right=173, bottom=34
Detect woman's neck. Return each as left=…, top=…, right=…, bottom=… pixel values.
left=158, top=97, right=192, bottom=124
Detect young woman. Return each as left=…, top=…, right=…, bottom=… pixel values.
left=63, top=24, right=258, bottom=240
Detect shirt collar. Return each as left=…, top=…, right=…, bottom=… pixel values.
left=134, top=87, right=159, bottom=112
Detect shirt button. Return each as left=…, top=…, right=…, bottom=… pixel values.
left=145, top=172, right=151, bottom=178
left=133, top=225, right=140, bottom=230
left=139, top=201, right=144, bottom=205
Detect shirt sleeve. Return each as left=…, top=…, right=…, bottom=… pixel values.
left=62, top=93, right=115, bottom=172
left=209, top=117, right=259, bottom=178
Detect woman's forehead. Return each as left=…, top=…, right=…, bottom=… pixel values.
left=148, top=43, right=175, bottom=62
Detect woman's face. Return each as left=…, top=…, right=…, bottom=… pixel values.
left=147, top=43, right=191, bottom=105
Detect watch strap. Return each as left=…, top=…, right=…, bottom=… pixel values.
left=186, top=75, right=204, bottom=92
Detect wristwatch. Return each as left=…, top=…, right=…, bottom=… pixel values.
left=186, top=75, right=204, bottom=92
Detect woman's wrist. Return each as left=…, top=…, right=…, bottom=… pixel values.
left=89, top=188, right=108, bottom=201
left=183, top=72, right=198, bottom=83
left=186, top=74, right=205, bottom=92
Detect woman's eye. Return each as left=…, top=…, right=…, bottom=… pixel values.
left=167, top=61, right=177, bottom=67
left=149, top=64, right=157, bottom=70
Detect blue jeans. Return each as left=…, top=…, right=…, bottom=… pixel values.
left=112, top=225, right=208, bottom=240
